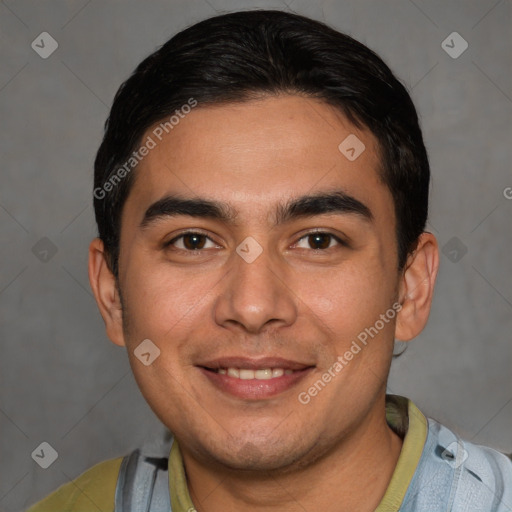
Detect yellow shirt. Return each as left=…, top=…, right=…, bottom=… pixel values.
left=27, top=395, right=427, bottom=512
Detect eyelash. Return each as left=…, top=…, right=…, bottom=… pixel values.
left=164, top=230, right=347, bottom=253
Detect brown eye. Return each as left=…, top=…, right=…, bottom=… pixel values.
left=308, top=233, right=331, bottom=249
left=295, top=232, right=345, bottom=250
left=167, top=232, right=216, bottom=251
left=183, top=234, right=206, bottom=250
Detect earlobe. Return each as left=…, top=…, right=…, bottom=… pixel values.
left=88, top=238, right=126, bottom=347
left=395, top=232, right=439, bottom=342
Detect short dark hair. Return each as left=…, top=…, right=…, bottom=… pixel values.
left=94, top=9, right=430, bottom=277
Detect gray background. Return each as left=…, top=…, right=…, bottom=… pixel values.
left=0, top=0, right=510, bottom=510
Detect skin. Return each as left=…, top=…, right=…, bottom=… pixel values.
left=89, top=95, right=439, bottom=512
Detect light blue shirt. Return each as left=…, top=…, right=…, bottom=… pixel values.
left=400, top=418, right=512, bottom=511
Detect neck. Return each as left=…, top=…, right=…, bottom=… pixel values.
left=180, top=397, right=404, bottom=512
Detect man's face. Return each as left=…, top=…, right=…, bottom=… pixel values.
left=116, top=95, right=401, bottom=470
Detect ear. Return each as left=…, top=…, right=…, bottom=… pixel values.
left=395, top=232, right=439, bottom=342
left=88, top=238, right=126, bottom=347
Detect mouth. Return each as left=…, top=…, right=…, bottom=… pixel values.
left=207, top=367, right=294, bottom=379
left=197, top=357, right=315, bottom=400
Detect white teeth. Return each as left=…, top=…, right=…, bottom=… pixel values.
left=227, top=368, right=240, bottom=378
left=255, top=369, right=273, bottom=380
left=216, top=367, right=293, bottom=379
left=239, top=369, right=255, bottom=380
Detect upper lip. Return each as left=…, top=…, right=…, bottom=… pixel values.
left=197, top=357, right=314, bottom=371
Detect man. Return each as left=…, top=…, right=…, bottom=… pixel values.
left=27, top=9, right=512, bottom=512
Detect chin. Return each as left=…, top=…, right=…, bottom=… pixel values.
left=198, top=434, right=317, bottom=474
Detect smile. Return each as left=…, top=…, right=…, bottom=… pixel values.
left=212, top=367, right=294, bottom=379
left=198, top=360, right=314, bottom=400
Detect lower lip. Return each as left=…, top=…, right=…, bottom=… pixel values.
left=198, top=367, right=314, bottom=400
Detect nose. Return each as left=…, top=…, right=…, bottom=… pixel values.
left=213, top=243, right=298, bottom=334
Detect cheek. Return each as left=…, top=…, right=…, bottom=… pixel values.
left=301, top=261, right=387, bottom=309
left=119, top=258, right=214, bottom=343
left=294, top=261, right=397, bottom=344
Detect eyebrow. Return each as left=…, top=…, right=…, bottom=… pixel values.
left=140, top=189, right=373, bottom=229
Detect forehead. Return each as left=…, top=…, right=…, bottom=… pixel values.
left=126, top=95, right=392, bottom=225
